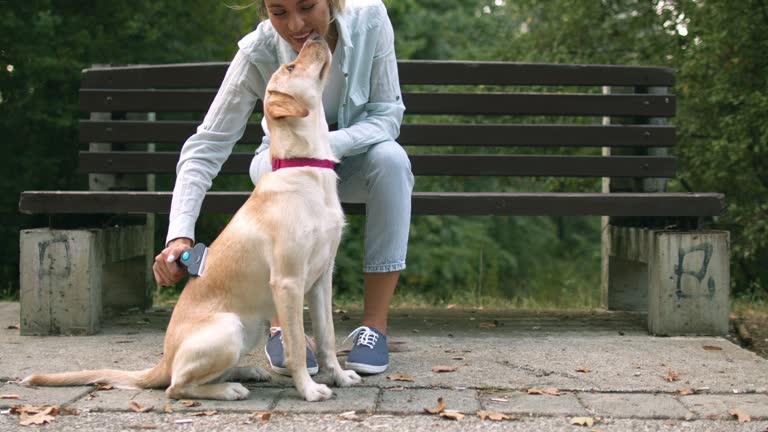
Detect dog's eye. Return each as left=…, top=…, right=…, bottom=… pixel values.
left=286, top=65, right=295, bottom=72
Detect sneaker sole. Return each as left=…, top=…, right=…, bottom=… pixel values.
left=345, top=361, right=388, bottom=375
left=264, top=347, right=318, bottom=377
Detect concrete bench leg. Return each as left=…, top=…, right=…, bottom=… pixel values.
left=20, top=226, right=148, bottom=335
left=607, top=227, right=730, bottom=336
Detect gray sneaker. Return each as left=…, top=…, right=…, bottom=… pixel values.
left=264, top=327, right=318, bottom=376
left=344, top=326, right=388, bottom=374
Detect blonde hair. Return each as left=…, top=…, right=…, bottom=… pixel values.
left=231, top=0, right=346, bottom=21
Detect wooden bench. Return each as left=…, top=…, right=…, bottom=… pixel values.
left=19, top=60, right=729, bottom=336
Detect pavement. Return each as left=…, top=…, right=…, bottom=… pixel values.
left=1, top=301, right=768, bottom=431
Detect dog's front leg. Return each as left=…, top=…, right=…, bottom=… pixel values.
left=271, top=274, right=333, bottom=402
left=309, top=267, right=362, bottom=387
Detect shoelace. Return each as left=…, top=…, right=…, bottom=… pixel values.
left=345, top=326, right=378, bottom=349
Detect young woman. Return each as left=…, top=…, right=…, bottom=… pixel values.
left=152, top=0, right=413, bottom=376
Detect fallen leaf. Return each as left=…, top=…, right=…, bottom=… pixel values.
left=570, top=416, right=596, bottom=426
left=729, top=408, right=751, bottom=423
left=338, top=411, right=362, bottom=421
left=663, top=370, right=680, bottom=382
left=576, top=367, right=591, bottom=373
left=479, top=322, right=497, bottom=329
left=180, top=400, right=201, bottom=407
left=432, top=365, right=460, bottom=373
left=1, top=395, right=20, bottom=399
left=476, top=410, right=514, bottom=421
left=96, top=384, right=114, bottom=391
left=127, top=425, right=158, bottom=430
left=248, top=411, right=272, bottom=423
left=440, top=410, right=465, bottom=420
left=163, top=404, right=173, bottom=413
left=15, top=405, right=59, bottom=426
left=703, top=345, right=723, bottom=351
left=424, top=397, right=446, bottom=414
left=678, top=389, right=695, bottom=396
left=7, top=324, right=19, bottom=330
left=527, top=387, right=561, bottom=396
left=387, top=372, right=414, bottom=382
left=129, top=401, right=153, bottom=413
left=190, top=410, right=218, bottom=417
left=452, top=357, right=465, bottom=361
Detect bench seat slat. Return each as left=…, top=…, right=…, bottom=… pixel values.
left=77, top=152, right=677, bottom=178
left=80, top=61, right=675, bottom=89
left=79, top=90, right=675, bottom=117
left=79, top=120, right=676, bottom=148
left=19, top=191, right=724, bottom=217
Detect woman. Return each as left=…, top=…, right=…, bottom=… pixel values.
left=152, top=0, right=413, bottom=376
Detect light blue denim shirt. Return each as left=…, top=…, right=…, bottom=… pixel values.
left=166, top=0, right=405, bottom=244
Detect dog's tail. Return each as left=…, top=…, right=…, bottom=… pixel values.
left=21, top=362, right=170, bottom=390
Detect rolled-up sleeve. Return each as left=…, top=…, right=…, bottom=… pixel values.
left=166, top=49, right=264, bottom=244
left=329, top=8, right=405, bottom=158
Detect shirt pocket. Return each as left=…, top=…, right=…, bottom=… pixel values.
left=349, top=85, right=370, bottom=107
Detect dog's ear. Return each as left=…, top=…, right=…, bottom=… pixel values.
left=265, top=92, right=309, bottom=119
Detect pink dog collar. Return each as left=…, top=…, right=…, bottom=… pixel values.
left=271, top=158, right=335, bottom=171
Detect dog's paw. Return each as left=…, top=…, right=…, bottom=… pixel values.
left=236, top=367, right=271, bottom=382
left=301, top=383, right=333, bottom=402
left=334, top=369, right=362, bottom=387
left=222, top=383, right=250, bottom=400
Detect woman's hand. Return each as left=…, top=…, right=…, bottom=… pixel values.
left=153, top=237, right=193, bottom=286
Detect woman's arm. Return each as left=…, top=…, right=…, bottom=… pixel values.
left=166, top=49, right=265, bottom=245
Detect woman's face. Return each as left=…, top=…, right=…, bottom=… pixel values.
left=266, top=0, right=333, bottom=53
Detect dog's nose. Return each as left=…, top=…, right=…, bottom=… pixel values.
left=311, top=33, right=323, bottom=41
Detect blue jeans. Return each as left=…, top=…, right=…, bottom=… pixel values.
left=249, top=141, right=414, bottom=272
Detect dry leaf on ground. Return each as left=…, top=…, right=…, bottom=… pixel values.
left=180, top=400, right=201, bottom=407
left=129, top=401, right=153, bottom=413
left=245, top=411, right=272, bottom=424
left=570, top=416, right=597, bottom=426
left=527, top=387, right=561, bottom=396
left=126, top=425, right=158, bottom=430
left=679, top=389, right=695, bottom=396
left=7, top=324, right=20, bottom=330
left=440, top=410, right=465, bottom=420
left=191, top=410, right=218, bottom=417
left=387, top=372, right=414, bottom=382
left=163, top=404, right=173, bottom=413
left=13, top=405, right=59, bottom=426
left=432, top=365, right=461, bottom=373
left=729, top=408, right=751, bottom=423
left=424, top=397, right=446, bottom=414
left=479, top=321, right=498, bottom=329
left=703, top=345, right=723, bottom=351
left=1, top=395, right=20, bottom=399
left=576, top=367, right=591, bottom=373
left=338, top=411, right=362, bottom=421
left=96, top=384, right=114, bottom=391
left=476, top=410, right=517, bottom=421
left=663, top=370, right=680, bottom=382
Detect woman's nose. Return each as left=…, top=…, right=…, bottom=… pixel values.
left=288, top=14, right=304, bottom=32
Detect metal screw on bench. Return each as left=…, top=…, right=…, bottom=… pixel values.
left=178, top=243, right=208, bottom=277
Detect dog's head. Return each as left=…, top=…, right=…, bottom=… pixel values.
left=264, top=35, right=332, bottom=124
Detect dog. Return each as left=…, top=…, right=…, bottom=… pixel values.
left=21, top=35, right=361, bottom=402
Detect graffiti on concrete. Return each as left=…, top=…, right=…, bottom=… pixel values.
left=674, top=242, right=715, bottom=300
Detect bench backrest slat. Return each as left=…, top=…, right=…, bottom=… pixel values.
left=79, top=121, right=675, bottom=148
left=80, top=61, right=675, bottom=89
left=79, top=89, right=674, bottom=117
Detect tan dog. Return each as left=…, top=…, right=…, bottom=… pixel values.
left=22, top=36, right=361, bottom=402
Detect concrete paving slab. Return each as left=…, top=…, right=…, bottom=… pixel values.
left=378, top=388, right=480, bottom=414
left=273, top=386, right=378, bottom=413
left=3, top=301, right=768, bottom=430
left=0, top=382, right=89, bottom=408
left=578, top=392, right=691, bottom=419
left=479, top=390, right=589, bottom=416
left=680, top=393, right=768, bottom=420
